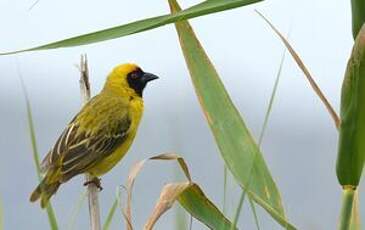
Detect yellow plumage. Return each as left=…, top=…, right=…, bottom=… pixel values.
left=30, top=63, right=158, bottom=208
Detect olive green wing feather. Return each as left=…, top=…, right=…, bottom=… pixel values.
left=40, top=95, right=131, bottom=181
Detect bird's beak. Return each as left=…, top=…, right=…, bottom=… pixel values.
left=142, top=72, right=159, bottom=83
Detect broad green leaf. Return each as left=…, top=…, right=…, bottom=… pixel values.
left=0, top=0, right=262, bottom=55
left=351, top=0, right=365, bottom=39
left=337, top=24, right=365, bottom=187
left=19, top=75, right=59, bottom=230
left=145, top=182, right=236, bottom=230
left=169, top=0, right=295, bottom=229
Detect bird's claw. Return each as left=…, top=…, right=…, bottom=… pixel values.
left=83, top=177, right=103, bottom=191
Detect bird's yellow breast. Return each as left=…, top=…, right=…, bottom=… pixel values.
left=87, top=97, right=144, bottom=176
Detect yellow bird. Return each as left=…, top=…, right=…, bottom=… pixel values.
left=30, top=63, right=158, bottom=208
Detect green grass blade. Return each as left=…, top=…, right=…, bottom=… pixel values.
left=0, top=0, right=262, bottom=55
left=169, top=1, right=295, bottom=229
left=257, top=10, right=340, bottom=129
left=19, top=75, right=59, bottom=230
left=249, top=197, right=261, bottom=230
left=66, top=191, right=87, bottom=230
left=233, top=46, right=287, bottom=229
left=259, top=49, right=286, bottom=145
left=102, top=197, right=118, bottom=230
left=231, top=191, right=246, bottom=230
left=351, top=0, right=365, bottom=39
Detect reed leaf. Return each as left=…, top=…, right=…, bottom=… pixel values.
left=169, top=0, right=295, bottom=229
left=0, top=0, right=262, bottom=55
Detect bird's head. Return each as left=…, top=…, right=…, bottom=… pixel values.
left=104, top=63, right=159, bottom=97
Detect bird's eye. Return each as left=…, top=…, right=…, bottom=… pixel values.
left=130, top=72, right=139, bottom=79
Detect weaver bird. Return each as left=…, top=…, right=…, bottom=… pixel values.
left=30, top=63, right=158, bottom=208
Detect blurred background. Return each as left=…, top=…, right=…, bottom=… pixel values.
left=0, top=0, right=363, bottom=229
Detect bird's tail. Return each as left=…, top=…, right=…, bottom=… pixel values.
left=30, top=175, right=60, bottom=209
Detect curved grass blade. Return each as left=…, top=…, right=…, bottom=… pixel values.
left=0, top=0, right=263, bottom=55
left=123, top=153, right=235, bottom=230
left=351, top=0, right=365, bottom=39
left=256, top=10, right=340, bottom=130
left=169, top=0, right=295, bottom=229
left=19, top=70, right=59, bottom=230
left=123, top=153, right=192, bottom=229
left=145, top=182, right=236, bottom=230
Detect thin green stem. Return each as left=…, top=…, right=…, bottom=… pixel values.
left=338, top=187, right=356, bottom=230
left=258, top=49, right=287, bottom=146
left=249, top=198, right=261, bottom=230
left=232, top=38, right=288, bottom=229
left=231, top=191, right=246, bottom=230
left=103, top=198, right=118, bottom=230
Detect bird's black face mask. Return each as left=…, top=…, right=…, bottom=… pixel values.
left=127, top=68, right=159, bottom=97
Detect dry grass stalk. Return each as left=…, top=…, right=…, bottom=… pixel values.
left=79, top=54, right=101, bottom=230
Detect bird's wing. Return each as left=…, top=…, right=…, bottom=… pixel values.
left=40, top=95, right=131, bottom=180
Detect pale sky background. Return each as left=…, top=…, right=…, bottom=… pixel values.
left=0, top=0, right=363, bottom=229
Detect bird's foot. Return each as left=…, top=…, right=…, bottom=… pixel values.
left=83, top=177, right=103, bottom=191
